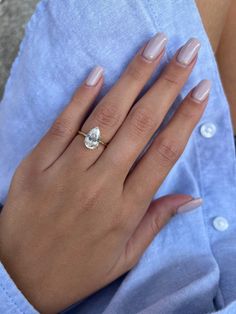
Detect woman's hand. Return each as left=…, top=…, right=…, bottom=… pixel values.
left=0, top=33, right=210, bottom=313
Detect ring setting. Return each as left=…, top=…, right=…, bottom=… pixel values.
left=78, top=126, right=107, bottom=150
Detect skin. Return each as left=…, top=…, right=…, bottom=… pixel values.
left=0, top=37, right=209, bottom=313
left=196, top=0, right=236, bottom=132
left=216, top=0, right=236, bottom=132
left=1, top=1, right=235, bottom=313
left=196, top=0, right=232, bottom=53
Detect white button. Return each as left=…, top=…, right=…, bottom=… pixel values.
left=200, top=122, right=216, bottom=138
left=213, top=216, right=229, bottom=231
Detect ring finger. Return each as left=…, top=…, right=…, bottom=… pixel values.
left=63, top=32, right=168, bottom=169
left=95, top=38, right=201, bottom=177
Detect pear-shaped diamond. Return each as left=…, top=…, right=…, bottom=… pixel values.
left=84, top=127, right=101, bottom=149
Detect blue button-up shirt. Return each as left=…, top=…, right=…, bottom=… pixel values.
left=0, top=0, right=236, bottom=313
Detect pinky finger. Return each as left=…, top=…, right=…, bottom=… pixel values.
left=124, top=79, right=211, bottom=205
left=123, top=194, right=202, bottom=271
left=106, top=194, right=200, bottom=280
left=30, top=66, right=104, bottom=171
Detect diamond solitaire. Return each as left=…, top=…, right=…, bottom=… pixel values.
left=84, top=127, right=101, bottom=149
left=78, top=126, right=107, bottom=150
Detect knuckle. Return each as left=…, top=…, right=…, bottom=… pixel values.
left=161, top=71, right=180, bottom=87
left=93, top=101, right=121, bottom=128
left=109, top=206, right=130, bottom=234
left=13, top=158, right=39, bottom=190
left=151, top=216, right=162, bottom=236
left=155, top=137, right=182, bottom=165
left=124, top=239, right=138, bottom=270
left=81, top=174, right=109, bottom=214
left=126, top=60, right=146, bottom=82
left=110, top=210, right=127, bottom=231
left=81, top=185, right=104, bottom=213
left=178, top=101, right=202, bottom=119
left=82, top=192, right=99, bottom=213
left=50, top=118, right=74, bottom=138
left=129, top=106, right=155, bottom=136
left=161, top=63, right=185, bottom=87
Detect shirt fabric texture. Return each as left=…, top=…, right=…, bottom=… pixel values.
left=0, top=0, right=236, bottom=313
left=0, top=0, right=38, bottom=98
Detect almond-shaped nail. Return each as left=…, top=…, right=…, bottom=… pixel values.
left=85, top=66, right=104, bottom=86
left=142, top=32, right=168, bottom=61
left=177, top=38, right=201, bottom=66
left=177, top=197, right=203, bottom=214
left=192, top=79, right=211, bottom=102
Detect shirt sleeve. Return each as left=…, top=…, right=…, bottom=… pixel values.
left=0, top=262, right=39, bottom=314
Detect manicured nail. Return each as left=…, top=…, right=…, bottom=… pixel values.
left=177, top=38, right=201, bottom=66
left=85, top=66, right=104, bottom=86
left=177, top=197, right=203, bottom=213
left=142, top=32, right=168, bottom=61
left=192, top=79, right=211, bottom=102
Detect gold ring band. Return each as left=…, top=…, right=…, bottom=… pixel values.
left=78, top=130, right=107, bottom=146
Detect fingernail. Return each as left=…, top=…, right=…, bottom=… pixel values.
left=177, top=38, right=201, bottom=66
left=177, top=197, right=203, bottom=213
left=85, top=66, right=104, bottom=86
left=192, top=79, right=211, bottom=102
left=142, top=32, right=168, bottom=61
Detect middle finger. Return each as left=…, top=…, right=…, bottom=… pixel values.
left=95, top=38, right=201, bottom=177
left=65, top=32, right=168, bottom=168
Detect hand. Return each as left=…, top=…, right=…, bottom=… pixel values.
left=0, top=33, right=210, bottom=313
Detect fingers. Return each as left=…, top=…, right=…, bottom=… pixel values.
left=121, top=194, right=198, bottom=271
left=124, top=80, right=211, bottom=204
left=64, top=32, right=168, bottom=168
left=96, top=38, right=201, bottom=177
left=29, top=66, right=104, bottom=171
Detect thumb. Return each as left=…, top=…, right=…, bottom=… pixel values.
left=124, top=194, right=203, bottom=270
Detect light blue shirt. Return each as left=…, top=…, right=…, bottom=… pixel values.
left=0, top=0, right=236, bottom=313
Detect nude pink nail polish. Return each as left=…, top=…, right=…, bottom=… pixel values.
left=177, top=38, right=201, bottom=66
left=85, top=66, right=104, bottom=86
left=177, top=197, right=203, bottom=213
left=192, top=79, right=211, bottom=102
left=142, top=32, right=168, bottom=61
